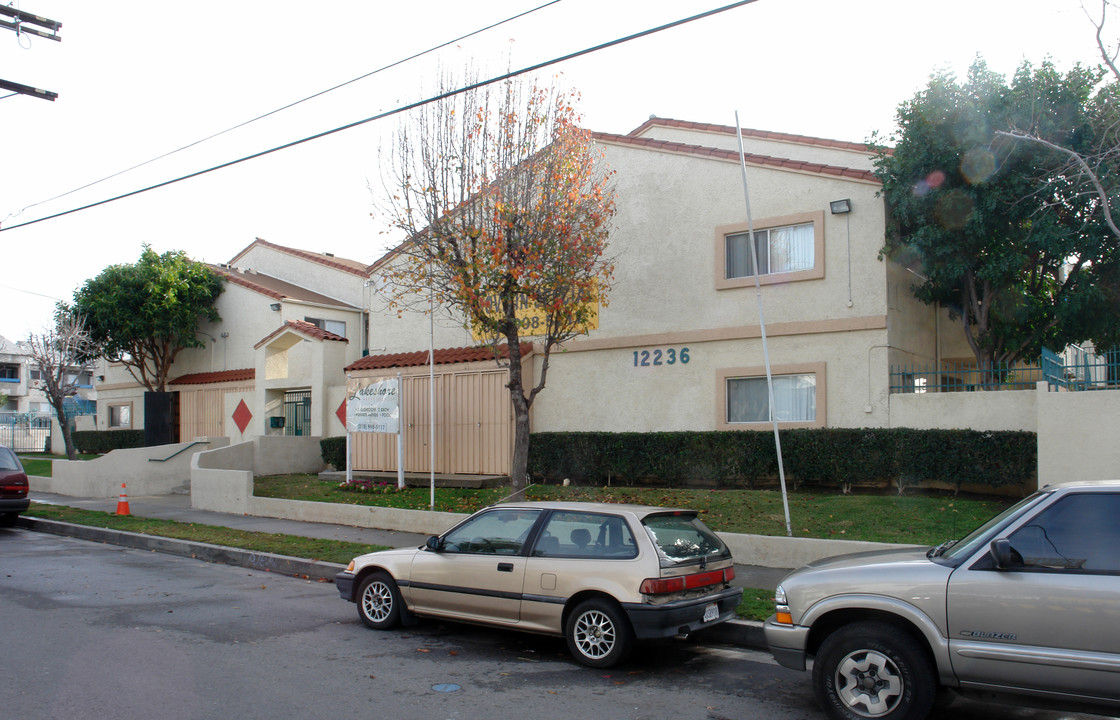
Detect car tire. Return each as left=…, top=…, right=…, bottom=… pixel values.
left=0, top=513, right=16, bottom=528
left=356, top=571, right=403, bottom=630
left=812, top=621, right=935, bottom=720
left=565, top=598, right=633, bottom=668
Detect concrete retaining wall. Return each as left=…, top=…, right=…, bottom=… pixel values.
left=33, top=437, right=230, bottom=497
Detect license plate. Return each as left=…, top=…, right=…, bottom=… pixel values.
left=702, top=602, right=719, bottom=623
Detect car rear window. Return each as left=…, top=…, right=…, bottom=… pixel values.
left=641, top=513, right=729, bottom=566
left=532, top=511, right=637, bottom=559
left=0, top=448, right=21, bottom=471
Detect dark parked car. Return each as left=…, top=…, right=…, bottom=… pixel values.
left=0, top=445, right=30, bottom=527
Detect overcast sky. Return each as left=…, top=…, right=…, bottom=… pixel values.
left=0, top=0, right=1109, bottom=342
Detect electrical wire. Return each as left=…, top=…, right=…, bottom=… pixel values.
left=1, top=0, right=565, bottom=225
left=0, top=0, right=758, bottom=234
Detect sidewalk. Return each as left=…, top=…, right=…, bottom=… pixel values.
left=23, top=490, right=790, bottom=650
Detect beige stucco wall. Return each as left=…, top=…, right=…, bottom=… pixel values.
left=888, top=387, right=1038, bottom=432
left=1038, top=387, right=1120, bottom=486
left=33, top=437, right=230, bottom=497
left=233, top=245, right=367, bottom=309
left=633, top=123, right=880, bottom=172
left=595, top=142, right=887, bottom=336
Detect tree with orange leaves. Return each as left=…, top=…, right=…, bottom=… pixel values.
left=378, top=74, right=616, bottom=495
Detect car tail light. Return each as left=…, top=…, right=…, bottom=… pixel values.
left=0, top=475, right=28, bottom=498
left=640, top=567, right=735, bottom=594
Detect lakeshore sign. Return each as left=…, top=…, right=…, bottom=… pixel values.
left=345, top=377, right=400, bottom=434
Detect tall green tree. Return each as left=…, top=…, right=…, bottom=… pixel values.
left=874, top=59, right=1120, bottom=378
left=69, top=246, right=224, bottom=392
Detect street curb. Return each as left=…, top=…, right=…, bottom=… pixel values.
left=16, top=516, right=768, bottom=651
left=17, top=516, right=345, bottom=582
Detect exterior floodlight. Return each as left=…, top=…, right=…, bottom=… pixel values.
left=830, top=199, right=852, bottom=214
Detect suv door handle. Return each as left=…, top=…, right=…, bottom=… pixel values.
left=497, top=562, right=514, bottom=572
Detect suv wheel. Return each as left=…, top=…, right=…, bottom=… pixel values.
left=813, top=621, right=935, bottom=720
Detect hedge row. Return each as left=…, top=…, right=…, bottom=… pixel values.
left=321, top=436, right=346, bottom=470
left=527, top=429, right=1037, bottom=492
left=71, top=429, right=145, bottom=454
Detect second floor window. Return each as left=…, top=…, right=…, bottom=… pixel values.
left=725, top=222, right=814, bottom=279
left=304, top=317, right=346, bottom=338
left=0, top=364, right=19, bottom=381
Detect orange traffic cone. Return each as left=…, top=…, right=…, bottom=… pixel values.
left=115, top=482, right=131, bottom=516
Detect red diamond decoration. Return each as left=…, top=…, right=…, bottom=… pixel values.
left=233, top=399, right=253, bottom=434
left=336, top=399, right=347, bottom=429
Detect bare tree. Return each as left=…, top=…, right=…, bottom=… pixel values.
left=376, top=73, right=617, bottom=495
left=25, top=313, right=97, bottom=460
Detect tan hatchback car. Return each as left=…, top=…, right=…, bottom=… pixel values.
left=335, top=501, right=742, bottom=667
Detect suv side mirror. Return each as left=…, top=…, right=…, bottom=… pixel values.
left=425, top=535, right=442, bottom=551
left=990, top=538, right=1023, bottom=570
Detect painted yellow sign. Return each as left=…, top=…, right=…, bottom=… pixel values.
left=470, top=283, right=600, bottom=341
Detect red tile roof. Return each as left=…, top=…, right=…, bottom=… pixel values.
left=228, top=238, right=373, bottom=277
left=254, top=319, right=349, bottom=349
left=170, top=368, right=255, bottom=386
left=593, top=131, right=880, bottom=183
left=627, top=117, right=887, bottom=155
left=345, top=343, right=533, bottom=372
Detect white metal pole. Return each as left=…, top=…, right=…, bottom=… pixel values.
left=429, top=264, right=436, bottom=511
left=734, top=111, right=793, bottom=538
left=396, top=371, right=405, bottom=490
left=345, top=374, right=352, bottom=485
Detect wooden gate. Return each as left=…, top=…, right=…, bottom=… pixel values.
left=351, top=367, right=513, bottom=475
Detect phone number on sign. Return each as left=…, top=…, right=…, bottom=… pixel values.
left=632, top=347, right=690, bottom=367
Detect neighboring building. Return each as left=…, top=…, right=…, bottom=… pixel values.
left=0, top=333, right=95, bottom=415
left=94, top=238, right=369, bottom=440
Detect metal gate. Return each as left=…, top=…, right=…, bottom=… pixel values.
left=283, top=390, right=312, bottom=436
left=0, top=412, right=52, bottom=453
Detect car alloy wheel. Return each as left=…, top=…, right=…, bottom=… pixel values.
left=566, top=598, right=633, bottom=668
left=356, top=571, right=402, bottom=630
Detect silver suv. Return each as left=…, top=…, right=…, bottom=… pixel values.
left=765, top=480, right=1120, bottom=720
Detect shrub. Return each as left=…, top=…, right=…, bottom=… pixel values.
left=71, top=429, right=145, bottom=454
left=528, top=428, right=1036, bottom=492
left=320, top=436, right=346, bottom=470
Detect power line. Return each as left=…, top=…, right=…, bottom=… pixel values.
left=0, top=0, right=758, bottom=234
left=2, top=0, right=565, bottom=223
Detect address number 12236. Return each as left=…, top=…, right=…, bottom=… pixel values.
left=633, top=347, right=690, bottom=367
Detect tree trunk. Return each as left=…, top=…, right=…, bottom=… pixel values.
left=509, top=392, right=531, bottom=500
left=58, top=410, right=77, bottom=461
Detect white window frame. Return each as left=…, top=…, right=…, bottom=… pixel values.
left=108, top=402, right=132, bottom=429
left=715, top=211, right=825, bottom=290
left=716, top=363, right=826, bottom=430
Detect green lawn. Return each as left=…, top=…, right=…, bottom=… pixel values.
left=255, top=474, right=1014, bottom=546
left=17, top=453, right=100, bottom=477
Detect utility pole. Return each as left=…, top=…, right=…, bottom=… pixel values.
left=0, top=5, right=62, bottom=102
